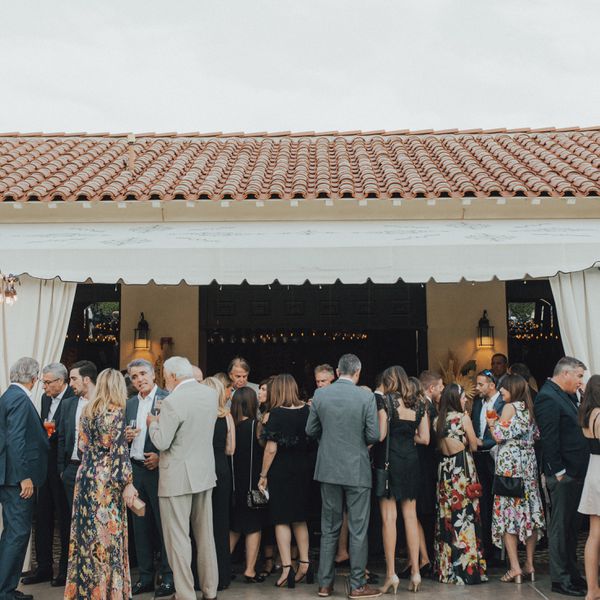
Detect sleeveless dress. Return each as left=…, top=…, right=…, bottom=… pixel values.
left=374, top=394, right=424, bottom=500
left=434, top=411, right=487, bottom=585
left=491, top=401, right=545, bottom=547
left=262, top=405, right=310, bottom=524
left=212, top=416, right=232, bottom=588
left=65, top=409, right=132, bottom=600
left=578, top=412, right=600, bottom=515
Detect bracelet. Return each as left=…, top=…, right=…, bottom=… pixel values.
left=259, top=473, right=267, bottom=478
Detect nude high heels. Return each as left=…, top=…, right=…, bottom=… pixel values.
left=379, top=574, right=400, bottom=595
left=408, top=573, right=421, bottom=592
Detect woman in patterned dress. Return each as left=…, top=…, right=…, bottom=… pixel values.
left=487, top=373, right=545, bottom=583
left=434, top=383, right=487, bottom=585
left=65, top=369, right=138, bottom=600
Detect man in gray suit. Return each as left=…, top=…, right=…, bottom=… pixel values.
left=306, top=354, right=381, bottom=599
left=147, top=356, right=219, bottom=600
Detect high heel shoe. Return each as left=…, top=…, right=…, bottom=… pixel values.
left=500, top=570, right=523, bottom=584
left=244, top=573, right=266, bottom=583
left=379, top=574, right=400, bottom=595
left=259, top=554, right=275, bottom=578
left=522, top=568, right=536, bottom=582
left=408, top=573, right=421, bottom=593
left=276, top=565, right=296, bottom=589
left=295, top=560, right=314, bottom=584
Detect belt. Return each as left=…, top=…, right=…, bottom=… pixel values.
left=69, top=460, right=81, bottom=466
left=131, top=458, right=146, bottom=466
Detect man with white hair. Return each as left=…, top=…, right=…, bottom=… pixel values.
left=0, top=357, right=49, bottom=600
left=147, top=356, right=219, bottom=600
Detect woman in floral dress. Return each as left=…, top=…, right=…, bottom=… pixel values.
left=434, top=383, right=487, bottom=585
left=487, top=373, right=545, bottom=583
left=65, top=369, right=138, bottom=600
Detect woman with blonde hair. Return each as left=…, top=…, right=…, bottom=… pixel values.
left=203, top=376, right=236, bottom=590
left=65, top=368, right=138, bottom=600
left=375, top=366, right=430, bottom=593
left=258, top=373, right=312, bottom=588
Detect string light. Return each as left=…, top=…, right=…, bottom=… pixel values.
left=207, top=329, right=369, bottom=345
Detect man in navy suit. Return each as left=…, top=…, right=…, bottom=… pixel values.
left=472, top=368, right=505, bottom=565
left=535, top=357, right=589, bottom=597
left=0, top=357, right=49, bottom=600
left=21, top=363, right=75, bottom=588
left=125, top=359, right=174, bottom=598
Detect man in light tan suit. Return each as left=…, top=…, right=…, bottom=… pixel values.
left=147, top=356, right=218, bottom=600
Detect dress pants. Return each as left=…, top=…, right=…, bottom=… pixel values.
left=62, top=462, right=79, bottom=511
left=160, top=490, right=218, bottom=600
left=319, top=483, right=370, bottom=591
left=473, top=451, right=495, bottom=560
left=0, top=485, right=34, bottom=600
left=546, top=474, right=584, bottom=586
left=131, top=463, right=173, bottom=585
left=35, top=461, right=70, bottom=577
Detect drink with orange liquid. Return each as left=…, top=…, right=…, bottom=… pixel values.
left=43, top=419, right=56, bottom=437
left=486, top=409, right=498, bottom=420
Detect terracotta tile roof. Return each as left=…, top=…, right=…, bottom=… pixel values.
left=0, top=127, right=599, bottom=202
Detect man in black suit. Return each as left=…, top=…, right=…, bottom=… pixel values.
left=535, top=356, right=589, bottom=597
left=125, top=359, right=174, bottom=598
left=472, top=369, right=505, bottom=564
left=57, top=361, right=97, bottom=510
left=21, top=363, right=75, bottom=588
left=0, top=357, right=48, bottom=600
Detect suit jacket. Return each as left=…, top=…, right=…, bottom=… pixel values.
left=306, top=378, right=379, bottom=488
left=149, top=379, right=218, bottom=497
left=534, top=379, right=589, bottom=478
left=125, top=387, right=168, bottom=456
left=41, top=385, right=76, bottom=459
left=0, top=384, right=49, bottom=487
left=57, top=394, right=81, bottom=474
left=472, top=392, right=505, bottom=451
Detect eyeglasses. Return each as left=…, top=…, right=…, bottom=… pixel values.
left=41, top=378, right=61, bottom=386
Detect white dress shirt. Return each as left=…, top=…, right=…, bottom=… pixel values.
left=48, top=385, right=68, bottom=421
left=480, top=391, right=500, bottom=438
left=71, top=397, right=89, bottom=461
left=130, top=385, right=158, bottom=461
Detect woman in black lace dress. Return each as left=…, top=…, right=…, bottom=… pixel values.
left=258, top=374, right=312, bottom=588
left=374, top=366, right=430, bottom=594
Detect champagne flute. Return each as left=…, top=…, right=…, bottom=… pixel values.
left=153, top=400, right=162, bottom=416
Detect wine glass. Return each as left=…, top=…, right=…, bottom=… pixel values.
left=43, top=419, right=56, bottom=437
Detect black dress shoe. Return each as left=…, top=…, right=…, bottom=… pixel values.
left=51, top=576, right=66, bottom=587
left=571, top=576, right=587, bottom=591
left=131, top=580, right=154, bottom=595
left=551, top=582, right=586, bottom=597
left=21, top=570, right=52, bottom=585
left=154, top=581, right=175, bottom=597
left=15, top=592, right=34, bottom=600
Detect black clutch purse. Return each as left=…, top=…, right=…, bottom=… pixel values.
left=493, top=475, right=525, bottom=498
left=247, top=420, right=268, bottom=509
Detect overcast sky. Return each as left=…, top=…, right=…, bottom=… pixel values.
left=1, top=0, right=598, bottom=133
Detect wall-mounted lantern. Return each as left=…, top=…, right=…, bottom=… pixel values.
left=134, top=312, right=150, bottom=349
left=478, top=310, right=495, bottom=348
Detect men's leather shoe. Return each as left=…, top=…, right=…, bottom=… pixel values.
left=551, top=582, right=586, bottom=597
left=571, top=576, right=587, bottom=591
left=318, top=586, right=334, bottom=597
left=51, top=576, right=66, bottom=587
left=15, top=591, right=34, bottom=600
left=154, top=581, right=175, bottom=597
left=132, top=580, right=154, bottom=595
left=21, top=570, right=52, bottom=585
left=348, top=585, right=382, bottom=599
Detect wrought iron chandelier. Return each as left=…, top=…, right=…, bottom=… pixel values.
left=0, top=273, right=19, bottom=305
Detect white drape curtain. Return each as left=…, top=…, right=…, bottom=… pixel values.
left=0, top=275, right=76, bottom=568
left=550, top=267, right=600, bottom=375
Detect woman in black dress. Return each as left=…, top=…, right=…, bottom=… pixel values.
left=375, top=366, right=430, bottom=594
left=230, top=387, right=266, bottom=583
left=258, top=374, right=312, bottom=588
left=204, top=377, right=236, bottom=591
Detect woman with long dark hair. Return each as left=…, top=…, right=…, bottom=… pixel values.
left=230, top=386, right=266, bottom=583
left=487, top=373, right=545, bottom=583
left=434, top=383, right=486, bottom=585
left=374, top=366, right=429, bottom=593
left=578, top=374, right=600, bottom=600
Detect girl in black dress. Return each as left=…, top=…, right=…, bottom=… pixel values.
left=230, top=387, right=266, bottom=583
left=375, top=366, right=430, bottom=594
left=258, top=374, right=312, bottom=588
left=203, top=377, right=236, bottom=591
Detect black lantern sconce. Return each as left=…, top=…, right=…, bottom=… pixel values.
left=477, top=310, right=495, bottom=348
left=134, top=312, right=150, bottom=349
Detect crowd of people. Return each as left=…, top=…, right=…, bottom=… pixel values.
left=0, top=351, right=599, bottom=600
